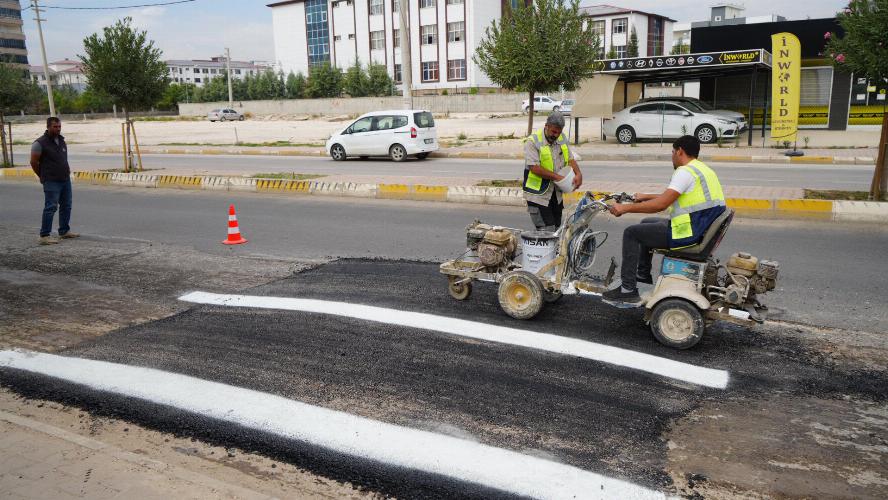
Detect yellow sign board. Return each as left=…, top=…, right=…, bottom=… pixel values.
left=771, top=33, right=801, bottom=143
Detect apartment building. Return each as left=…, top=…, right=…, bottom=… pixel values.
left=0, top=0, right=28, bottom=67
left=268, top=0, right=507, bottom=92
left=29, top=59, right=87, bottom=92
left=166, top=57, right=273, bottom=87
left=580, top=4, right=674, bottom=59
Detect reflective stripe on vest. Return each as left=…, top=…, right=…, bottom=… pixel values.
left=524, top=130, right=570, bottom=194
left=668, top=159, right=725, bottom=242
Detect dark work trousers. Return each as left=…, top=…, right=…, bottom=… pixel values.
left=40, top=179, right=72, bottom=237
left=526, top=190, right=563, bottom=231
left=621, top=217, right=670, bottom=290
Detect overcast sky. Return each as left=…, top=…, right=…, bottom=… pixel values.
left=21, top=0, right=846, bottom=66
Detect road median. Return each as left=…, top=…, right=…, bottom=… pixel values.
left=2, top=168, right=884, bottom=222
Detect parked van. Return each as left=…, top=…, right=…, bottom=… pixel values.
left=325, top=110, right=438, bottom=162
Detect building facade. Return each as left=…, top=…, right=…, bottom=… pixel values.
left=674, top=5, right=786, bottom=53
left=166, top=57, right=272, bottom=87
left=580, top=5, right=674, bottom=59
left=268, top=0, right=504, bottom=93
left=0, top=0, right=28, bottom=67
left=29, top=59, right=87, bottom=92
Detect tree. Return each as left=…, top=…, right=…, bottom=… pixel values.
left=825, top=0, right=888, bottom=199
left=366, top=63, right=395, bottom=96
left=606, top=45, right=617, bottom=59
left=0, top=62, right=41, bottom=166
left=286, top=71, right=307, bottom=99
left=474, top=0, right=601, bottom=135
left=670, top=38, right=690, bottom=55
left=306, top=63, right=343, bottom=98
left=627, top=28, right=639, bottom=58
left=156, top=83, right=194, bottom=111
left=80, top=17, right=168, bottom=120
left=343, top=58, right=369, bottom=97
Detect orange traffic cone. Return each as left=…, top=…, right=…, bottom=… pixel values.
left=222, top=204, right=248, bottom=245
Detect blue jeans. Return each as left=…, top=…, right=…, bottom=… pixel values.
left=40, top=179, right=72, bottom=237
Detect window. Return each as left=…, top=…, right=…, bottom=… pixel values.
left=334, top=35, right=341, bottom=41
left=630, top=103, right=660, bottom=113
left=421, top=25, right=437, bottom=45
left=394, top=63, right=402, bottom=83
left=447, top=22, right=464, bottom=42
left=414, top=111, right=435, bottom=128
left=348, top=33, right=355, bottom=40
left=392, top=0, right=400, bottom=13
left=235, top=69, right=241, bottom=74
left=590, top=20, right=605, bottom=56
left=614, top=45, right=627, bottom=58
left=370, top=30, right=385, bottom=50
left=369, top=0, right=384, bottom=15
left=393, top=29, right=400, bottom=48
left=661, top=104, right=688, bottom=116
left=0, top=7, right=23, bottom=19
left=421, top=61, right=438, bottom=81
left=446, top=0, right=463, bottom=4
left=647, top=17, right=664, bottom=56
left=210, top=69, right=217, bottom=74
left=0, top=38, right=27, bottom=49
left=612, top=18, right=627, bottom=35
left=392, top=115, right=408, bottom=128
left=373, top=115, right=394, bottom=130
left=305, top=0, right=331, bottom=67
left=195, top=78, right=201, bottom=83
left=349, top=117, right=373, bottom=133
left=178, top=68, right=182, bottom=74
left=420, top=0, right=436, bottom=8
left=447, top=59, right=466, bottom=80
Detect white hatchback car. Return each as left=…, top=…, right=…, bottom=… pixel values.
left=521, top=95, right=562, bottom=113
left=603, top=101, right=743, bottom=144
left=326, top=110, right=438, bottom=162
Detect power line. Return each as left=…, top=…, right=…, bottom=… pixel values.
left=23, top=0, right=196, bottom=10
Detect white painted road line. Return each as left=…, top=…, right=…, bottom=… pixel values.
left=178, top=291, right=730, bottom=389
left=0, top=350, right=670, bottom=500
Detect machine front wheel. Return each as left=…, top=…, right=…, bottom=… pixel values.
left=649, top=298, right=705, bottom=349
left=498, top=271, right=544, bottom=320
left=448, top=277, right=472, bottom=300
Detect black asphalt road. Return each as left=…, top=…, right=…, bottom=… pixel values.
left=2, top=260, right=885, bottom=498
left=12, top=148, right=874, bottom=189
left=2, top=182, right=886, bottom=332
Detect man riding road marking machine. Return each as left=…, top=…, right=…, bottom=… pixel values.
left=439, top=192, right=780, bottom=349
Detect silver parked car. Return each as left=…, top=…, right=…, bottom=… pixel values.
left=603, top=101, right=744, bottom=144
left=207, top=108, right=244, bottom=122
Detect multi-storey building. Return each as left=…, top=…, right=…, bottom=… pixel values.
left=268, top=0, right=508, bottom=92
left=165, top=57, right=272, bottom=87
left=30, top=59, right=87, bottom=92
left=580, top=4, right=674, bottom=59
left=0, top=0, right=28, bottom=68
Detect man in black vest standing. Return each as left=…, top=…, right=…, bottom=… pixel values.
left=31, top=117, right=79, bottom=245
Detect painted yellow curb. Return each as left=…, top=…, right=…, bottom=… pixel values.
left=413, top=185, right=448, bottom=201
left=790, top=156, right=833, bottom=164
left=776, top=199, right=833, bottom=212
left=158, top=175, right=202, bottom=189
left=92, top=172, right=112, bottom=185
left=378, top=183, right=411, bottom=199
left=726, top=198, right=772, bottom=210
left=710, top=155, right=752, bottom=162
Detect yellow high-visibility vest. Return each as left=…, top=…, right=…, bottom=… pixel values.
left=669, top=159, right=726, bottom=246
left=523, top=129, right=570, bottom=194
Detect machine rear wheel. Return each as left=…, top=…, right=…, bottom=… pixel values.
left=650, top=298, right=705, bottom=349
left=498, top=271, right=544, bottom=320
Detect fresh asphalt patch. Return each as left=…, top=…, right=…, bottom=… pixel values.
left=2, top=259, right=885, bottom=498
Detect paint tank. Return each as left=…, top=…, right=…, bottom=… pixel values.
left=520, top=231, right=558, bottom=275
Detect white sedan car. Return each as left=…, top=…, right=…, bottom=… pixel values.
left=603, top=101, right=744, bottom=144
left=521, top=95, right=562, bottom=113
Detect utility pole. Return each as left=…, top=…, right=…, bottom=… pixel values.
left=398, top=0, right=412, bottom=109
left=32, top=0, right=55, bottom=116
left=225, top=47, right=233, bottom=109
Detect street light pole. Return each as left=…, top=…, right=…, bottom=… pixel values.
left=32, top=0, right=55, bottom=116
left=398, top=0, right=412, bottom=109
left=225, top=47, right=233, bottom=109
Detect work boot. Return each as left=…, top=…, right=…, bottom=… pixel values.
left=636, top=273, right=653, bottom=285
left=39, top=235, right=59, bottom=245
left=602, top=287, right=641, bottom=303
left=59, top=232, right=80, bottom=239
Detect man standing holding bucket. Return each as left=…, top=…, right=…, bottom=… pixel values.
left=522, top=112, right=584, bottom=231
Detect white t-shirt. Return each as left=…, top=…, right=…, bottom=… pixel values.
left=667, top=168, right=696, bottom=195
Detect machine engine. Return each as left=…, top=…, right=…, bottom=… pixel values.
left=465, top=220, right=517, bottom=269
left=719, top=252, right=780, bottom=306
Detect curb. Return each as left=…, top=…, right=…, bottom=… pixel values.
left=2, top=169, right=884, bottom=223
left=94, top=147, right=873, bottom=165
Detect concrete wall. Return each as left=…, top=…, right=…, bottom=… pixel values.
left=178, top=92, right=536, bottom=117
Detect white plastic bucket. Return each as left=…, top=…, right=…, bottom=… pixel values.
left=554, top=167, right=575, bottom=193
left=521, top=231, right=559, bottom=275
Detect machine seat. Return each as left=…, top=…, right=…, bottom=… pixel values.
left=655, top=209, right=734, bottom=261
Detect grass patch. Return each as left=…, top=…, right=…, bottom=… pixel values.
left=476, top=179, right=522, bottom=188
left=250, top=172, right=325, bottom=180
left=98, top=167, right=161, bottom=173
left=159, top=141, right=323, bottom=148
left=804, top=189, right=884, bottom=201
